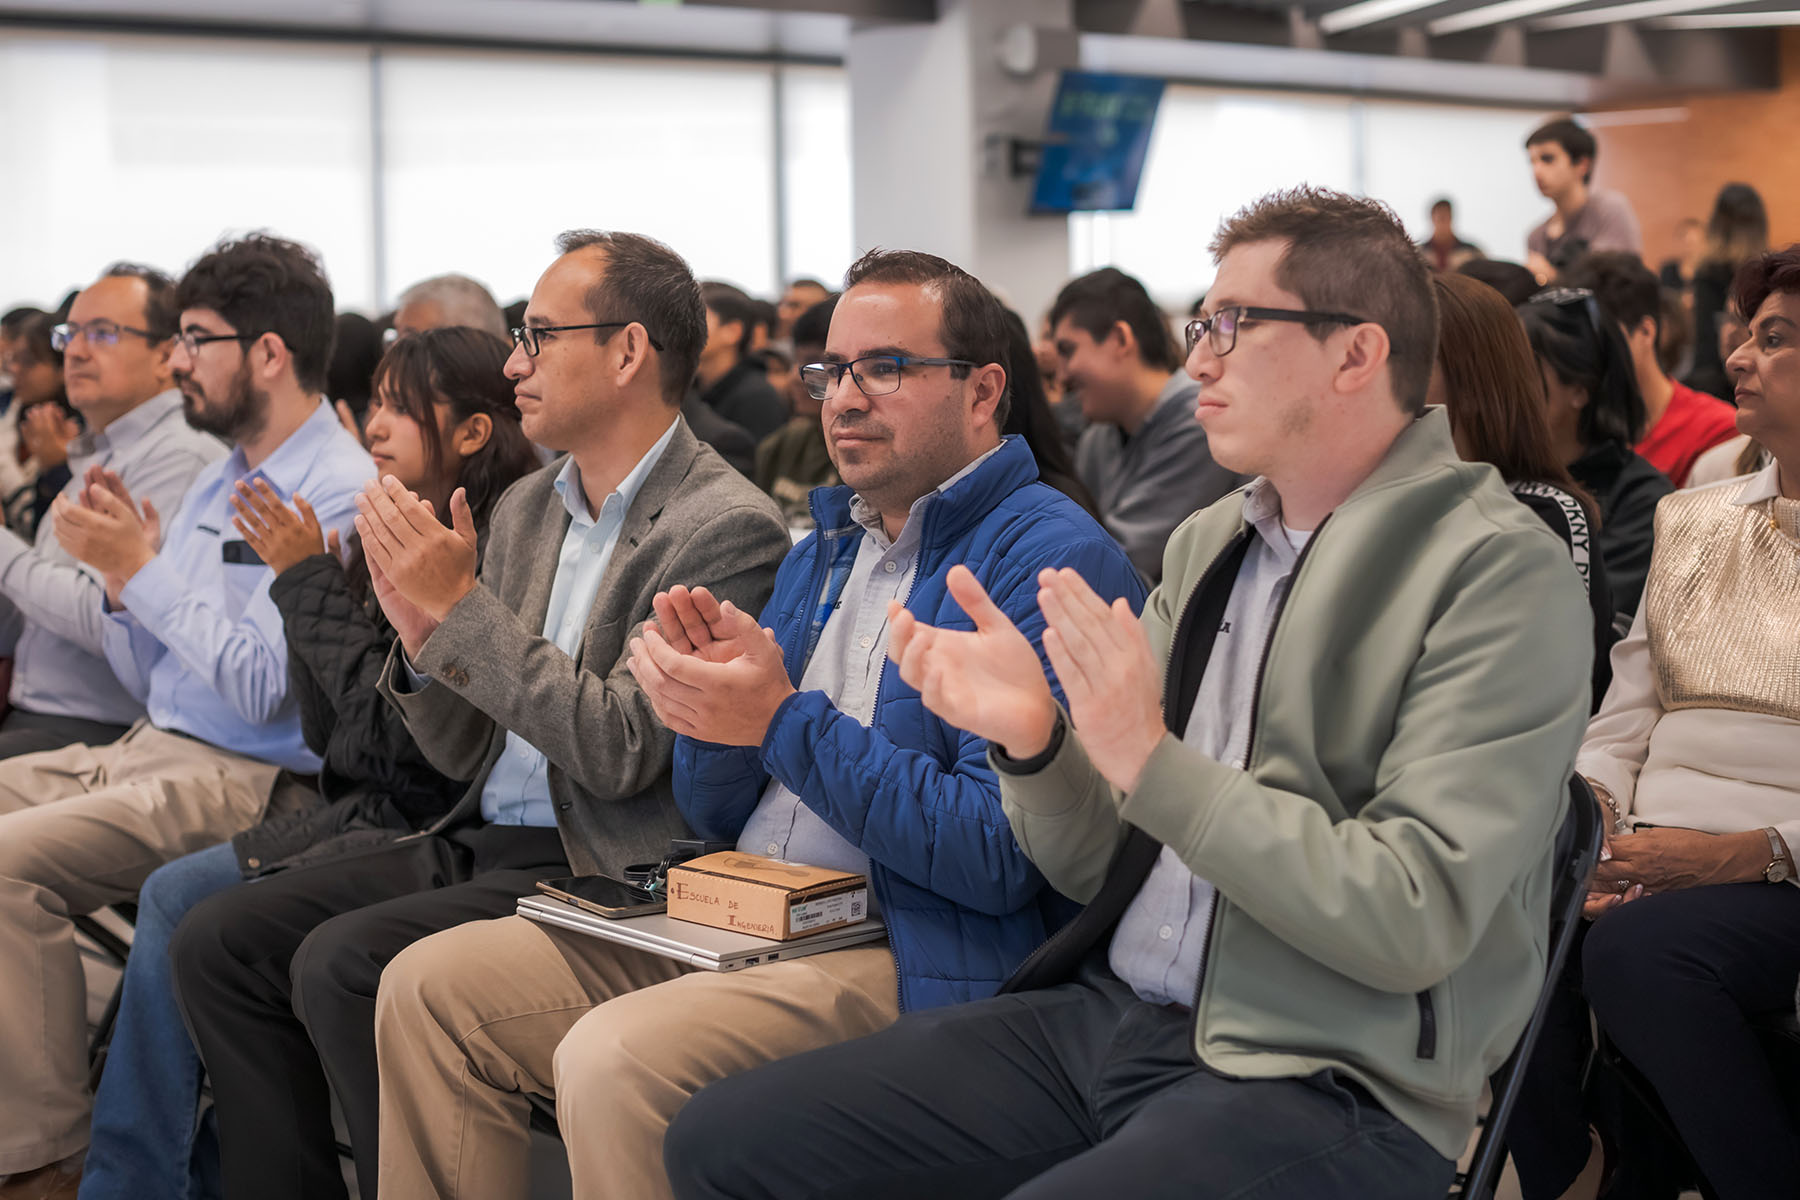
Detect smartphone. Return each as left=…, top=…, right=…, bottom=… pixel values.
left=536, top=875, right=666, bottom=919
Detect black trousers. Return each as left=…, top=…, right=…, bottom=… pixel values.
left=1511, top=882, right=1800, bottom=1200
left=663, top=964, right=1455, bottom=1200
left=0, top=706, right=129, bottom=760
left=168, top=823, right=568, bottom=1200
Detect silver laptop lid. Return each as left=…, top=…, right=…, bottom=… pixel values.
left=516, top=896, right=885, bottom=970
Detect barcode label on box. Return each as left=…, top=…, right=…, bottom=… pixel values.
left=788, top=888, right=867, bottom=934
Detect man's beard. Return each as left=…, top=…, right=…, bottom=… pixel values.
left=178, top=358, right=270, bottom=444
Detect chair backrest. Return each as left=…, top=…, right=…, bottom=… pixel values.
left=1451, top=775, right=1604, bottom=1199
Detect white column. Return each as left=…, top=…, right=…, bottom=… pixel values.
left=847, top=0, right=1076, bottom=323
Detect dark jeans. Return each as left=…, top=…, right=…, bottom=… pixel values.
left=1582, top=883, right=1800, bottom=1200
left=664, top=965, right=1454, bottom=1200
left=168, top=823, right=568, bottom=1200
left=0, top=706, right=129, bottom=760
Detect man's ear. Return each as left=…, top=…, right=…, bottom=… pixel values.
left=1333, top=323, right=1393, bottom=396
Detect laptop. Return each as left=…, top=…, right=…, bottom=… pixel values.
left=516, top=894, right=886, bottom=972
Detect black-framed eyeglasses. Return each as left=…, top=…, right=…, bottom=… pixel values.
left=1183, top=306, right=1378, bottom=358
left=509, top=322, right=664, bottom=358
left=800, top=354, right=976, bottom=401
left=51, top=319, right=165, bottom=352
left=174, top=329, right=259, bottom=356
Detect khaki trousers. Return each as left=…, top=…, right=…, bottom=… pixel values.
left=0, top=723, right=280, bottom=1173
left=375, top=913, right=900, bottom=1200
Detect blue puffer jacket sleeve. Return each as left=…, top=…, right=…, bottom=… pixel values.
left=757, top=534, right=1140, bottom=916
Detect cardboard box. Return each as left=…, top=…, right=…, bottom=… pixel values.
left=666, top=852, right=868, bottom=941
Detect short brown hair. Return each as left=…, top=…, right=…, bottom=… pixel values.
left=1210, top=187, right=1437, bottom=414
left=1432, top=273, right=1596, bottom=523
left=554, top=230, right=705, bottom=406
left=1730, top=243, right=1800, bottom=328
left=842, top=248, right=1011, bottom=428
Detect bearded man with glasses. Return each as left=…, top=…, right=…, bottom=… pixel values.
left=0, top=264, right=225, bottom=765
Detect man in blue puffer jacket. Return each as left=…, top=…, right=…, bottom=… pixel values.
left=370, top=247, right=1146, bottom=1200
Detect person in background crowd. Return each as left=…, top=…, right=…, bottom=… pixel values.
left=371, top=246, right=1144, bottom=1200
left=755, top=294, right=839, bottom=529
left=168, top=229, right=789, bottom=1200
left=1430, top=271, right=1613, bottom=707
left=1513, top=245, right=1800, bottom=1200
left=0, top=307, right=45, bottom=501
left=1518, top=287, right=1670, bottom=627
left=79, top=327, right=538, bottom=1200
left=1035, top=312, right=1082, bottom=451
left=2, top=312, right=79, bottom=540
left=1050, top=267, right=1248, bottom=582
left=1684, top=183, right=1768, bottom=404
left=0, top=266, right=223, bottom=764
left=1526, top=117, right=1642, bottom=283
left=664, top=185, right=1593, bottom=1200
left=0, top=233, right=372, bottom=1200
left=327, top=311, right=382, bottom=436
left=390, top=272, right=509, bottom=342
left=1656, top=284, right=1693, bottom=379
left=695, top=281, right=788, bottom=442
left=1458, top=258, right=1542, bottom=307
left=1001, top=308, right=1099, bottom=520
left=1419, top=197, right=1481, bottom=271
left=1658, top=216, right=1706, bottom=296
left=1562, top=252, right=1738, bottom=485
left=774, top=277, right=831, bottom=343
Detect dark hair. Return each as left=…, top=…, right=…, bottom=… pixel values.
left=700, top=281, right=761, bottom=357
left=1433, top=274, right=1597, bottom=522
left=1518, top=291, right=1646, bottom=446
left=1526, top=117, right=1598, bottom=185
left=1729, top=243, right=1800, bottom=328
left=787, top=277, right=829, bottom=293
left=328, top=312, right=384, bottom=419
left=1047, top=267, right=1181, bottom=372
left=1457, top=258, right=1542, bottom=308
left=790, top=295, right=838, bottom=352
left=369, top=327, right=539, bottom=527
left=1705, top=183, right=1769, bottom=269
left=842, top=248, right=1013, bottom=428
left=1, top=306, right=44, bottom=336
left=554, top=230, right=705, bottom=406
left=7, top=312, right=71, bottom=418
left=1430, top=197, right=1454, bottom=215
left=1002, top=308, right=1099, bottom=519
left=98, top=262, right=179, bottom=338
left=1211, top=186, right=1437, bottom=414
left=175, top=233, right=336, bottom=392
left=1558, top=251, right=1663, bottom=339
left=1656, top=286, right=1691, bottom=376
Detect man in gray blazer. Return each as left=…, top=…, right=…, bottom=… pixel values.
left=167, top=230, right=790, bottom=1200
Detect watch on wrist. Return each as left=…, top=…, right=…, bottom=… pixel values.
left=1762, top=827, right=1790, bottom=884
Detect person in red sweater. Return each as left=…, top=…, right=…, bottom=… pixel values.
left=1563, top=252, right=1737, bottom=486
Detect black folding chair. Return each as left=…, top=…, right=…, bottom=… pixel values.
left=75, top=903, right=138, bottom=1088
left=1450, top=775, right=1604, bottom=1199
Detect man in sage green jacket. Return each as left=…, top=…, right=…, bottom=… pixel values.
left=662, top=187, right=1594, bottom=1200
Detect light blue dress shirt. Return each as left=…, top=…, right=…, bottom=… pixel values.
left=1108, top=479, right=1311, bottom=1007
left=477, top=420, right=678, bottom=827
left=101, top=400, right=375, bottom=772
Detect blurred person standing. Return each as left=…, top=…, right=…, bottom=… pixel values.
left=1525, top=117, right=1642, bottom=283
left=1419, top=197, right=1481, bottom=271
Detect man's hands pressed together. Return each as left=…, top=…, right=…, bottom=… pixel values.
left=355, top=475, right=478, bottom=657
left=627, top=584, right=794, bottom=747
left=54, top=465, right=162, bottom=607
left=887, top=563, right=1165, bottom=793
